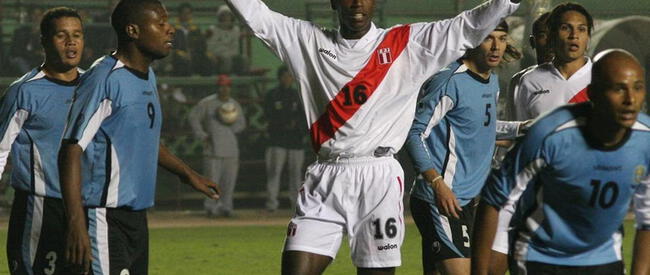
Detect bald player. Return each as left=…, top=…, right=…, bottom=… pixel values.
left=472, top=49, right=650, bottom=275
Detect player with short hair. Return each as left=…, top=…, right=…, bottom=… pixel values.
left=226, top=0, right=522, bottom=274
left=0, top=7, right=83, bottom=275
left=503, top=12, right=552, bottom=121
left=471, top=49, right=650, bottom=275
left=512, top=3, right=594, bottom=121
left=488, top=11, right=555, bottom=275
left=58, top=1, right=219, bottom=274
left=406, top=21, right=525, bottom=275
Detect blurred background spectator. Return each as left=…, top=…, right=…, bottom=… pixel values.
left=263, top=66, right=306, bottom=212
left=189, top=75, right=246, bottom=217
left=206, top=5, right=249, bottom=75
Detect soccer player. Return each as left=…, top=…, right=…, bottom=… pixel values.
left=471, top=49, right=650, bottom=275
left=58, top=1, right=219, bottom=274
left=226, top=0, right=522, bottom=274
left=488, top=11, right=554, bottom=275
left=503, top=12, right=552, bottom=121
left=0, top=7, right=83, bottom=274
left=512, top=3, right=594, bottom=121
left=406, top=22, right=525, bottom=275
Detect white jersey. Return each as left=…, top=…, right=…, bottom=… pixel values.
left=227, top=0, right=519, bottom=160
left=504, top=65, right=536, bottom=121
left=512, top=58, right=592, bottom=121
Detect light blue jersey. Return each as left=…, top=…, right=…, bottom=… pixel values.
left=64, top=55, right=162, bottom=210
left=0, top=68, right=80, bottom=198
left=482, top=103, right=650, bottom=266
left=407, top=61, right=498, bottom=207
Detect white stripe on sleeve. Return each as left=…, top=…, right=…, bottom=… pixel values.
left=78, top=99, right=112, bottom=151
left=0, top=109, right=29, bottom=178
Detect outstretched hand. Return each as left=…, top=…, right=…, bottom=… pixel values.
left=181, top=171, right=220, bottom=200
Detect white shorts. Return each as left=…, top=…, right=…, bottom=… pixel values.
left=283, top=156, right=405, bottom=268
left=492, top=204, right=514, bottom=254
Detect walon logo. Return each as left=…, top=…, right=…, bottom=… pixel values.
left=378, top=243, right=398, bottom=251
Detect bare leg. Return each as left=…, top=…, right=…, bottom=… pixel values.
left=435, top=258, right=470, bottom=275
left=357, top=267, right=396, bottom=275
left=488, top=251, right=508, bottom=275
left=281, top=251, right=332, bottom=275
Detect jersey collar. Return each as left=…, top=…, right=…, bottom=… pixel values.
left=550, top=56, right=593, bottom=81
left=336, top=23, right=379, bottom=49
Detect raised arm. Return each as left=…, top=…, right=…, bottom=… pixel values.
left=409, top=0, right=520, bottom=74
left=226, top=0, right=305, bottom=62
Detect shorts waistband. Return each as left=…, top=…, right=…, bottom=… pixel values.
left=317, top=147, right=394, bottom=163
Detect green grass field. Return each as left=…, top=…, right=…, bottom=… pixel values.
left=0, top=220, right=638, bottom=274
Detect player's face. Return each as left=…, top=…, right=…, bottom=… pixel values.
left=218, top=85, right=231, bottom=98
left=136, top=4, right=175, bottom=60
left=553, top=10, right=590, bottom=63
left=531, top=27, right=553, bottom=64
left=44, top=16, right=84, bottom=70
left=594, top=63, right=646, bottom=129
left=475, top=30, right=508, bottom=69
left=332, top=0, right=375, bottom=39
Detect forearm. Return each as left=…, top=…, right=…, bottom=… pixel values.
left=632, top=230, right=650, bottom=275
left=471, top=201, right=500, bottom=275
left=158, top=143, right=193, bottom=179
left=496, top=120, right=523, bottom=140
left=405, top=129, right=437, bottom=173
left=421, top=169, right=443, bottom=184
left=58, top=142, right=86, bottom=226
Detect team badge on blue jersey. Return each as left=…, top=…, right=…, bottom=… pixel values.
left=635, top=165, right=647, bottom=184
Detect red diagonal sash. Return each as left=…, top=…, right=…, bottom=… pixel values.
left=568, top=87, right=589, bottom=103
left=310, top=25, right=411, bottom=153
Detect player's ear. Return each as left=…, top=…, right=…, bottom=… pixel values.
left=126, top=23, right=140, bottom=40
left=529, top=35, right=536, bottom=49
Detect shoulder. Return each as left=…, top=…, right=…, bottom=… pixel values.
left=3, top=68, right=44, bottom=98
left=633, top=114, right=650, bottom=133
left=79, top=56, right=119, bottom=86
left=198, top=94, right=218, bottom=105
left=423, top=61, right=465, bottom=93
left=511, top=65, right=537, bottom=82
left=526, top=104, right=587, bottom=142
left=519, top=63, right=554, bottom=83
